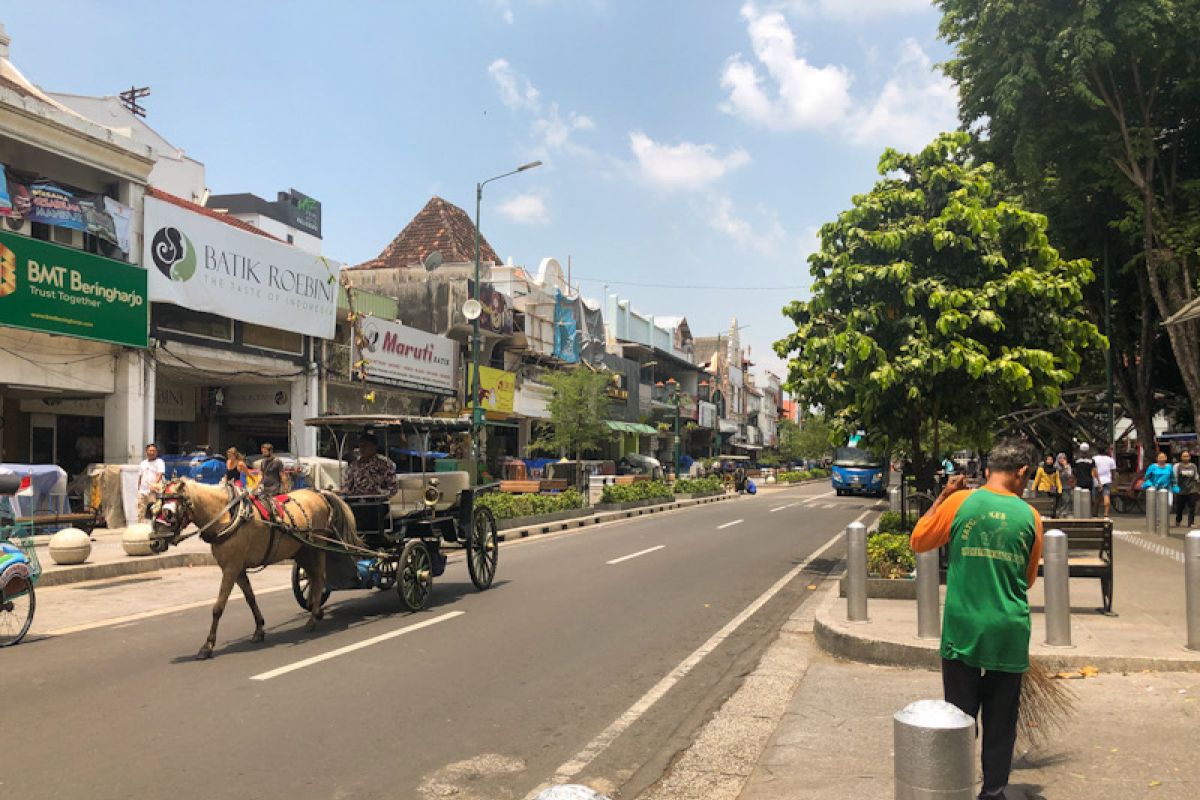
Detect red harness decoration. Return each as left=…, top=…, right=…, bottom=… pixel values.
left=249, top=494, right=292, bottom=521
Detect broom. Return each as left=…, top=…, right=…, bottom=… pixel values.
left=1017, top=657, right=1077, bottom=748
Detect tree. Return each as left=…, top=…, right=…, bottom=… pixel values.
left=938, top=0, right=1200, bottom=436
left=533, top=368, right=612, bottom=490
left=775, top=133, right=1105, bottom=489
left=779, top=416, right=834, bottom=463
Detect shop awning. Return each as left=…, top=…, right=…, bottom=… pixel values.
left=606, top=421, right=658, bottom=435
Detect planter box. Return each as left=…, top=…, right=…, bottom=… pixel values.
left=595, top=498, right=673, bottom=512
left=838, top=575, right=918, bottom=600
left=674, top=491, right=725, bottom=500
left=496, top=507, right=591, bottom=531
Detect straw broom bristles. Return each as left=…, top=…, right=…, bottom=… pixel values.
left=1018, top=657, right=1078, bottom=748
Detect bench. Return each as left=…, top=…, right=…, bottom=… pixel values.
left=6, top=511, right=99, bottom=535
left=499, top=480, right=542, bottom=494
left=1036, top=518, right=1114, bottom=614
left=1025, top=495, right=1057, bottom=517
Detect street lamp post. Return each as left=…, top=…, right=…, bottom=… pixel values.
left=471, top=161, right=542, bottom=474
left=658, top=378, right=683, bottom=480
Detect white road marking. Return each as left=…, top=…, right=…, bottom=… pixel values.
left=770, top=503, right=798, bottom=513
left=1114, top=531, right=1185, bottom=564
left=250, top=611, right=465, bottom=681
left=41, top=583, right=293, bottom=637
left=606, top=545, right=666, bottom=565
left=716, top=519, right=744, bottom=530
left=534, top=514, right=870, bottom=795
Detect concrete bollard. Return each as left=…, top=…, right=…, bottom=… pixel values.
left=1044, top=529, right=1072, bottom=646
left=1186, top=531, right=1200, bottom=652
left=846, top=521, right=868, bottom=623
left=1146, top=487, right=1158, bottom=534
left=916, top=549, right=940, bottom=640
left=1079, top=487, right=1092, bottom=518
left=893, top=699, right=975, bottom=800
left=1157, top=488, right=1172, bottom=537
left=1071, top=487, right=1082, bottom=518
left=890, top=485, right=902, bottom=513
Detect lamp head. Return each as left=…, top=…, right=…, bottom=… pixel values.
left=518, top=161, right=543, bottom=172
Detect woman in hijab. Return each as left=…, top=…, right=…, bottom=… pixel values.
left=1054, top=452, right=1073, bottom=517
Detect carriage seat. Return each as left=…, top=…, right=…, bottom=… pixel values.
left=389, top=471, right=471, bottom=516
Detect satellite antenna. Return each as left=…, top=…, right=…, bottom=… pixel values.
left=422, top=250, right=443, bottom=272
left=462, top=298, right=483, bottom=321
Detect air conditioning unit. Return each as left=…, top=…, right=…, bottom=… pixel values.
left=51, top=226, right=83, bottom=248
left=2, top=216, right=30, bottom=236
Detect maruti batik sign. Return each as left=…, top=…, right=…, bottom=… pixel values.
left=0, top=230, right=147, bottom=347
left=354, top=317, right=456, bottom=396
left=143, top=196, right=339, bottom=339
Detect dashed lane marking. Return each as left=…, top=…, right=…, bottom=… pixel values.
left=606, top=545, right=666, bottom=565
left=716, top=519, right=744, bottom=530
left=250, top=611, right=465, bottom=681
left=1115, top=531, right=1185, bottom=564
left=770, top=503, right=798, bottom=513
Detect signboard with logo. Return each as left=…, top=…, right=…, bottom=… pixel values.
left=0, top=229, right=148, bottom=347
left=143, top=196, right=339, bottom=339
left=466, top=365, right=515, bottom=416
left=222, top=385, right=292, bottom=414
left=20, top=385, right=197, bottom=422
left=354, top=317, right=456, bottom=396
left=278, top=189, right=321, bottom=237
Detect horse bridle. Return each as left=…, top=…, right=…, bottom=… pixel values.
left=151, top=480, right=247, bottom=547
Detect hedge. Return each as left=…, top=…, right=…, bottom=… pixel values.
left=673, top=476, right=724, bottom=495
left=475, top=489, right=585, bottom=521
left=866, top=532, right=915, bottom=578
left=601, top=480, right=674, bottom=504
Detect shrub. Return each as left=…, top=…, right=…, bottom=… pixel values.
left=866, top=532, right=915, bottom=578
left=476, top=489, right=585, bottom=521
left=601, top=480, right=674, bottom=504
left=875, top=511, right=918, bottom=535
left=674, top=476, right=724, bottom=495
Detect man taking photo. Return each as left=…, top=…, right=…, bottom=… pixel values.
left=911, top=438, right=1044, bottom=800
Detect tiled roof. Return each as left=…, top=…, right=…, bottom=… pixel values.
left=147, top=187, right=282, bottom=241
left=350, top=196, right=500, bottom=270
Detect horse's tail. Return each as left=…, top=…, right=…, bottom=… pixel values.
left=320, top=490, right=364, bottom=549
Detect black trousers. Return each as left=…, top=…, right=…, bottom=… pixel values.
left=1175, top=493, right=1198, bottom=527
left=942, top=657, right=1023, bottom=799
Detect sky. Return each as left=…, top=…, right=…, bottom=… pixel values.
left=1, top=0, right=957, bottom=381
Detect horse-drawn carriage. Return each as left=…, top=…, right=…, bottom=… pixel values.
left=297, top=414, right=499, bottom=612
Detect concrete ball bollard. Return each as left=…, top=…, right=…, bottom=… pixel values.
left=48, top=527, right=92, bottom=565
left=122, top=523, right=157, bottom=557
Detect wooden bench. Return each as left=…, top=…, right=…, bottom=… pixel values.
left=6, top=511, right=99, bottom=534
left=539, top=479, right=569, bottom=492
left=1036, top=518, right=1114, bottom=614
left=1025, top=495, right=1057, bottom=517
left=499, top=480, right=542, bottom=494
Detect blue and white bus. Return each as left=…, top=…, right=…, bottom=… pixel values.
left=831, top=445, right=888, bottom=497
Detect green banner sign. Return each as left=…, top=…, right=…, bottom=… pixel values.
left=0, top=229, right=148, bottom=348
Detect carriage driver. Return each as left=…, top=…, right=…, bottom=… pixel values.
left=341, top=434, right=400, bottom=497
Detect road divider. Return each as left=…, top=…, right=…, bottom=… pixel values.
left=250, top=611, right=465, bottom=681
left=606, top=545, right=666, bottom=565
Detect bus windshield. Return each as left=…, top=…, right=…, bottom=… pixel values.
left=833, top=447, right=882, bottom=468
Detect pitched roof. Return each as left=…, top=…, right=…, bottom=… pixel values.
left=350, top=196, right=500, bottom=270
left=147, top=187, right=282, bottom=241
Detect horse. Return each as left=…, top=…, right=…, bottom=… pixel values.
left=150, top=478, right=361, bottom=659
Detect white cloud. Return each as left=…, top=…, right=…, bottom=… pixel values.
left=488, top=58, right=540, bottom=111
left=719, top=3, right=854, bottom=131
left=533, top=103, right=596, bottom=155
left=706, top=194, right=787, bottom=257
left=848, top=39, right=958, bottom=150
left=496, top=191, right=549, bottom=225
left=777, top=0, right=932, bottom=18
left=629, top=132, right=751, bottom=189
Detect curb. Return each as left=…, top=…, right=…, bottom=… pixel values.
left=812, top=579, right=1200, bottom=674
left=38, top=551, right=217, bottom=588
left=496, top=493, right=738, bottom=542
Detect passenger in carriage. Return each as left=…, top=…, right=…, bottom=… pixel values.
left=342, top=434, right=400, bottom=497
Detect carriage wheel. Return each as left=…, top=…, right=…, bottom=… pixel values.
left=291, top=563, right=330, bottom=612
left=398, top=540, right=433, bottom=611
left=467, top=506, right=499, bottom=591
left=376, top=557, right=398, bottom=591
left=0, top=582, right=35, bottom=647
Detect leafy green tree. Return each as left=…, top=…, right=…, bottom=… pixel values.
left=775, top=133, right=1105, bottom=488
left=778, top=416, right=834, bottom=463
left=532, top=368, right=611, bottom=489
left=938, top=0, right=1200, bottom=435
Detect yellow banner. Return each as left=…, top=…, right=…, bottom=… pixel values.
left=467, top=365, right=515, bottom=416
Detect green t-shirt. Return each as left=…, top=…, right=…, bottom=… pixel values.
left=942, top=488, right=1038, bottom=673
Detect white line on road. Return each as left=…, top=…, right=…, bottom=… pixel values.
left=716, top=519, right=744, bottom=530
left=770, top=503, right=798, bottom=513
left=534, top=516, right=865, bottom=795
left=606, top=545, right=666, bottom=565
left=250, top=611, right=465, bottom=681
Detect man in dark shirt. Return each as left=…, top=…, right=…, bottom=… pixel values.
left=257, top=442, right=286, bottom=496
left=1072, top=444, right=1095, bottom=494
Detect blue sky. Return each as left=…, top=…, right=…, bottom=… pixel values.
left=2, top=0, right=955, bottom=379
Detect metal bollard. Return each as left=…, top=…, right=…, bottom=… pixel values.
left=916, top=549, right=940, bottom=640
left=1071, top=487, right=1082, bottom=518
left=1043, top=529, right=1072, bottom=646
left=1146, top=487, right=1158, bottom=533
left=846, top=521, right=868, bottom=622
left=890, top=485, right=902, bottom=513
left=1157, top=488, right=1172, bottom=537
left=1080, top=487, right=1092, bottom=518
left=894, top=699, right=975, bottom=800
left=1186, top=531, right=1200, bottom=652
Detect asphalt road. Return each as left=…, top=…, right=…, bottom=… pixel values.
left=3, top=484, right=880, bottom=800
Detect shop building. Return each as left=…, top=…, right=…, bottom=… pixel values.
left=206, top=188, right=322, bottom=254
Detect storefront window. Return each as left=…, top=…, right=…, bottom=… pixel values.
left=156, top=304, right=234, bottom=341
left=242, top=323, right=304, bottom=355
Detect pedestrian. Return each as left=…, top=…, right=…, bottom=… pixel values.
left=1032, top=453, right=1061, bottom=513
left=136, top=443, right=166, bottom=521
left=223, top=447, right=248, bottom=488
left=1173, top=451, right=1199, bottom=528
left=910, top=438, right=1043, bottom=800
left=1093, top=445, right=1117, bottom=518
left=1054, top=452, right=1072, bottom=517
left=1072, top=443, right=1096, bottom=513
left=256, top=442, right=286, bottom=497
